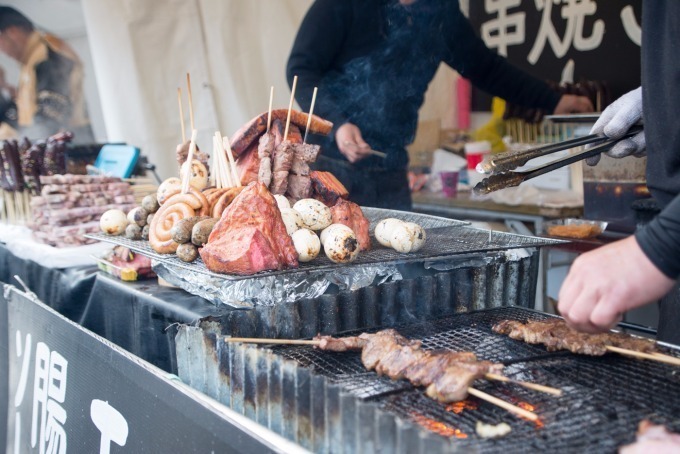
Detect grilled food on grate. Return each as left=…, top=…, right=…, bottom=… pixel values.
left=493, top=319, right=657, bottom=356
left=314, top=329, right=503, bottom=403
left=619, top=420, right=680, bottom=453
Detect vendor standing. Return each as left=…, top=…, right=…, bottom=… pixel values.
left=287, top=0, right=593, bottom=210
left=0, top=6, right=93, bottom=142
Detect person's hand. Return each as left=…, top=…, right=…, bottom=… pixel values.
left=558, top=236, right=675, bottom=333
left=553, top=94, right=594, bottom=115
left=336, top=123, right=372, bottom=163
left=586, top=87, right=645, bottom=166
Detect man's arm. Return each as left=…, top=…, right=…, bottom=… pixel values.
left=636, top=195, right=680, bottom=279
left=442, top=3, right=560, bottom=112
left=286, top=0, right=352, bottom=131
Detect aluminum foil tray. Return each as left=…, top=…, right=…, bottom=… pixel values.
left=86, top=207, right=563, bottom=282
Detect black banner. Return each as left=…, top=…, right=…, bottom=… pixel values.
left=1, top=285, right=301, bottom=454
left=468, top=0, right=642, bottom=110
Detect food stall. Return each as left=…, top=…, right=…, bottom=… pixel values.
left=4, top=1, right=680, bottom=453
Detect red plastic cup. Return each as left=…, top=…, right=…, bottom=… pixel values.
left=440, top=171, right=459, bottom=197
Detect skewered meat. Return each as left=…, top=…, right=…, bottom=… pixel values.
left=330, top=199, right=371, bottom=251
left=620, top=420, right=680, bottom=454
left=493, top=318, right=658, bottom=356
left=257, top=130, right=275, bottom=187
left=200, top=182, right=299, bottom=275
left=0, top=140, right=24, bottom=191
left=310, top=171, right=349, bottom=206
left=292, top=142, right=321, bottom=164
left=286, top=174, right=313, bottom=200
left=312, top=329, right=503, bottom=403
left=230, top=109, right=333, bottom=157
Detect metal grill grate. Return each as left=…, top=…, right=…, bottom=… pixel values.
left=268, top=307, right=680, bottom=452
left=86, top=207, right=563, bottom=281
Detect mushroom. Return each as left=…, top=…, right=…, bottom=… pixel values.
left=293, top=198, right=332, bottom=231
left=127, top=207, right=149, bottom=227
left=291, top=228, right=321, bottom=262
left=156, top=177, right=181, bottom=205
left=180, top=159, right=209, bottom=191
left=100, top=209, right=129, bottom=236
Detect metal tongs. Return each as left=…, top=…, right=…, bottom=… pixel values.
left=473, top=125, right=644, bottom=195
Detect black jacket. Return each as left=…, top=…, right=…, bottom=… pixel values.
left=635, top=0, right=680, bottom=279
left=287, top=0, right=560, bottom=170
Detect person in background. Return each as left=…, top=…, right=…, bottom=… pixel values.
left=287, top=0, right=593, bottom=210
left=0, top=6, right=93, bottom=143
left=558, top=2, right=680, bottom=343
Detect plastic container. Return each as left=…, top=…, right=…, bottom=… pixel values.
left=440, top=171, right=459, bottom=197
left=465, top=141, right=491, bottom=187
left=542, top=218, right=608, bottom=239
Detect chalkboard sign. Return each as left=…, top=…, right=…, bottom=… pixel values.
left=1, top=285, right=300, bottom=454
left=468, top=0, right=642, bottom=111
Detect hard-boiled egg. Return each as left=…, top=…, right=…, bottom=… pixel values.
left=100, top=209, right=129, bottom=235
left=324, top=227, right=360, bottom=263
left=320, top=223, right=354, bottom=246
left=291, top=228, right=321, bottom=262
left=293, top=198, right=332, bottom=231
left=274, top=194, right=291, bottom=211
left=374, top=218, right=403, bottom=247
left=280, top=208, right=304, bottom=235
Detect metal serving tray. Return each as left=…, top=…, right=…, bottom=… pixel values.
left=86, top=207, right=564, bottom=282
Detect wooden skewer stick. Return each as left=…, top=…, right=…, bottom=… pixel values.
left=467, top=388, right=538, bottom=421
left=484, top=373, right=562, bottom=396
left=186, top=73, right=195, bottom=131
left=222, top=135, right=241, bottom=187
left=303, top=86, right=318, bottom=144
left=177, top=87, right=186, bottom=143
left=607, top=346, right=680, bottom=367
left=225, top=337, right=560, bottom=395
left=0, top=189, right=5, bottom=223
left=267, top=86, right=274, bottom=133
left=227, top=337, right=319, bottom=345
left=283, top=75, right=298, bottom=141
left=181, top=129, right=198, bottom=194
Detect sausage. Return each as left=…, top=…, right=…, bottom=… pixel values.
left=230, top=109, right=333, bottom=158
left=149, top=190, right=207, bottom=254
left=191, top=218, right=218, bottom=247
left=171, top=215, right=211, bottom=244
left=176, top=242, right=199, bottom=262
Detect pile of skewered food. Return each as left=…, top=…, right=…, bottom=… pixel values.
left=492, top=318, right=657, bottom=356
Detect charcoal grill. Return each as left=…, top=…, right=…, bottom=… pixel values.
left=178, top=307, right=680, bottom=453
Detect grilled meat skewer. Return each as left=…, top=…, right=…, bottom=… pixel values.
left=313, top=329, right=504, bottom=403
left=493, top=319, right=657, bottom=356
